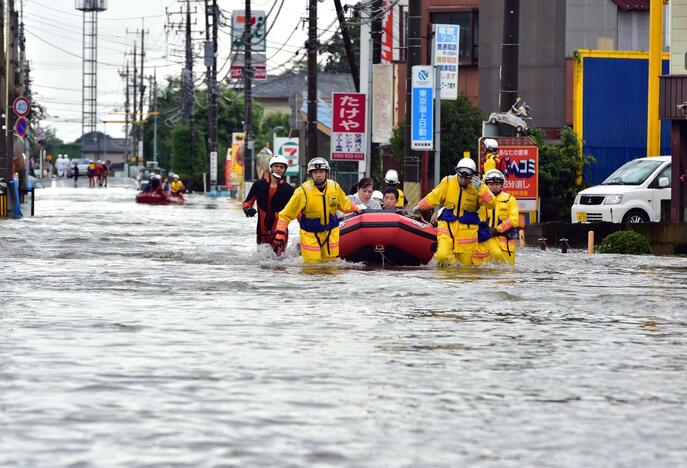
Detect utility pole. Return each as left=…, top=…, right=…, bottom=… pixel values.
left=151, top=70, right=158, bottom=164
left=185, top=0, right=195, bottom=168
left=4, top=0, right=17, bottom=182
left=499, top=0, right=519, bottom=113
left=132, top=41, right=138, bottom=163
left=139, top=27, right=146, bottom=163
left=333, top=0, right=359, bottom=92
left=306, top=0, right=318, bottom=160
left=404, top=0, right=422, bottom=186
left=205, top=0, right=218, bottom=188
left=0, top=0, right=7, bottom=179
left=369, top=0, right=382, bottom=178
left=244, top=0, right=254, bottom=180
left=123, top=62, right=130, bottom=165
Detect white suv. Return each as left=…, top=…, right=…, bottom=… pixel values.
left=571, top=156, right=671, bottom=223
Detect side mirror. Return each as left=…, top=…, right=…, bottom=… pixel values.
left=658, top=176, right=670, bottom=188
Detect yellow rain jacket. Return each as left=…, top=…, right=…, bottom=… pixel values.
left=417, top=175, right=496, bottom=266
left=395, top=188, right=406, bottom=207
left=473, top=191, right=519, bottom=265
left=170, top=180, right=185, bottom=192
left=277, top=179, right=356, bottom=262
left=483, top=151, right=499, bottom=173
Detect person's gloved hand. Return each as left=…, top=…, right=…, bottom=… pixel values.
left=273, top=230, right=286, bottom=252
left=471, top=175, right=482, bottom=189
left=411, top=205, right=420, bottom=213
left=243, top=206, right=257, bottom=217
left=489, top=227, right=500, bottom=236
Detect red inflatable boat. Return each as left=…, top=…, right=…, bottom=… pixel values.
left=135, top=190, right=184, bottom=205
left=339, top=211, right=437, bottom=266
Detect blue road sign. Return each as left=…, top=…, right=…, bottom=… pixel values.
left=411, top=65, right=434, bottom=151
left=15, top=116, right=29, bottom=137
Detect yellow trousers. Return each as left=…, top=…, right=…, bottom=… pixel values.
left=299, top=228, right=340, bottom=263
left=472, top=238, right=516, bottom=265
left=435, top=220, right=478, bottom=266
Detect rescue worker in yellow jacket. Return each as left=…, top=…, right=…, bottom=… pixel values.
left=473, top=169, right=520, bottom=265
left=274, top=157, right=358, bottom=262
left=482, top=138, right=500, bottom=173
left=413, top=156, right=496, bottom=266
left=384, top=169, right=406, bottom=207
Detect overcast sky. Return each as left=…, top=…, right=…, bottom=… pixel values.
left=24, top=0, right=340, bottom=143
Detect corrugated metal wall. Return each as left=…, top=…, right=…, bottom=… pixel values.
left=582, top=57, right=671, bottom=186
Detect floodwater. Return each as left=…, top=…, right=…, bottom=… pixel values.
left=1, top=179, right=686, bottom=467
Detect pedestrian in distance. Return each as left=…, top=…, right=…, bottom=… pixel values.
left=242, top=154, right=295, bottom=255
left=412, top=155, right=496, bottom=266
left=274, top=157, right=359, bottom=262
left=472, top=169, right=520, bottom=265
left=73, top=162, right=79, bottom=187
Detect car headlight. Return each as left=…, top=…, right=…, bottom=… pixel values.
left=603, top=194, right=623, bottom=205
left=574, top=194, right=581, bottom=205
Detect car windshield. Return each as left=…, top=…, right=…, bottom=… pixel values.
left=601, top=159, right=662, bottom=185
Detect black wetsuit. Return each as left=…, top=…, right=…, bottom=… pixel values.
left=243, top=178, right=295, bottom=245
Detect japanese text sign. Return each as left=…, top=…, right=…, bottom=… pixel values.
left=411, top=66, right=434, bottom=150
left=331, top=92, right=367, bottom=161
left=433, top=24, right=460, bottom=100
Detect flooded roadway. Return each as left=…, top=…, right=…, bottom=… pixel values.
left=1, top=179, right=686, bottom=467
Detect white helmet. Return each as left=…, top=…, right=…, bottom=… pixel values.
left=455, top=157, right=477, bottom=176
left=372, top=190, right=383, bottom=202
left=484, top=169, right=505, bottom=183
left=269, top=154, right=289, bottom=168
left=307, top=157, right=330, bottom=172
left=484, top=138, right=498, bottom=152
left=384, top=169, right=400, bottom=184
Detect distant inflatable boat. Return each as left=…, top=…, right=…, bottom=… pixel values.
left=339, top=211, right=437, bottom=266
left=135, top=190, right=184, bottom=205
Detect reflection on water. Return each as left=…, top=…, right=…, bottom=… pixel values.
left=1, top=182, right=686, bottom=467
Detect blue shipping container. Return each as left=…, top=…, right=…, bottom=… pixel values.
left=582, top=57, right=671, bottom=186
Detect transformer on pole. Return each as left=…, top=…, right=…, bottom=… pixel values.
left=75, top=0, right=107, bottom=141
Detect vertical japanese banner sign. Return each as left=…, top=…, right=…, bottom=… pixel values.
left=331, top=92, right=367, bottom=161
left=210, top=151, right=218, bottom=184
left=273, top=136, right=300, bottom=176
left=372, top=64, right=394, bottom=143
left=411, top=66, right=434, bottom=150
left=434, top=24, right=460, bottom=100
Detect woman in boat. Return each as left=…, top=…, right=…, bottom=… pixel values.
left=242, top=154, right=295, bottom=254
left=413, top=155, right=496, bottom=266
left=472, top=169, right=520, bottom=265
left=274, top=157, right=358, bottom=262
left=348, top=178, right=381, bottom=210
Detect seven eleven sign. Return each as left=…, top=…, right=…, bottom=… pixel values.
left=274, top=137, right=299, bottom=176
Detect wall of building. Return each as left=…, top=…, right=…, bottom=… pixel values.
left=670, top=0, right=687, bottom=74
left=566, top=0, right=619, bottom=55
left=617, top=10, right=649, bottom=50
left=479, top=0, right=567, bottom=129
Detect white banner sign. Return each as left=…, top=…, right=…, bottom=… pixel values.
left=210, top=151, right=218, bottom=183
left=372, top=63, right=394, bottom=143
left=434, top=24, right=460, bottom=100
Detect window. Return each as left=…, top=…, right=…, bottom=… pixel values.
left=648, top=164, right=672, bottom=189
left=430, top=10, right=479, bottom=65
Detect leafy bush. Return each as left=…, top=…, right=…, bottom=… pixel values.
left=598, top=231, right=651, bottom=254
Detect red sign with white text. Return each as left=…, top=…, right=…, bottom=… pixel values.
left=496, top=146, right=538, bottom=200
left=331, top=92, right=367, bottom=161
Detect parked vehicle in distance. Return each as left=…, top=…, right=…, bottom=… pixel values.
left=571, top=156, right=671, bottom=223
left=67, top=158, right=90, bottom=177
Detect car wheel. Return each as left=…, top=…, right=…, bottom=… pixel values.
left=622, top=209, right=649, bottom=223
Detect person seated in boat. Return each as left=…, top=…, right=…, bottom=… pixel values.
left=347, top=178, right=381, bottom=210
left=382, top=187, right=405, bottom=213
left=147, top=173, right=162, bottom=194
left=242, top=154, right=295, bottom=254
left=162, top=176, right=171, bottom=192
left=412, top=155, right=496, bottom=266
left=472, top=169, right=520, bottom=266
left=274, top=157, right=358, bottom=262
left=170, top=174, right=185, bottom=193
left=384, top=169, right=406, bottom=207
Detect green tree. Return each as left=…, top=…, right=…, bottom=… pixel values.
left=171, top=124, right=207, bottom=191
left=318, top=13, right=361, bottom=74
left=527, top=126, right=592, bottom=222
